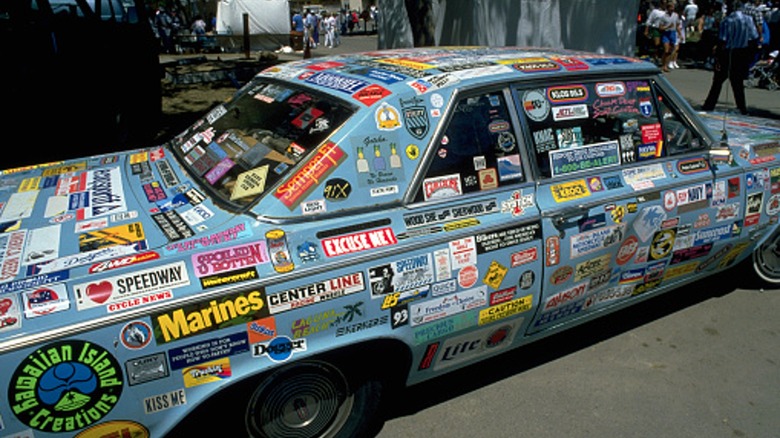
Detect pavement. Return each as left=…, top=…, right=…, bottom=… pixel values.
left=160, top=33, right=780, bottom=119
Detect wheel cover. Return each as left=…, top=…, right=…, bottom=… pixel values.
left=246, top=362, right=354, bottom=438
left=754, top=229, right=780, bottom=283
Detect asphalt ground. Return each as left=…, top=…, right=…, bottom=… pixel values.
left=163, top=36, right=780, bottom=438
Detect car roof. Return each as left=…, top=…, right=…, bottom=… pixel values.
left=258, top=46, right=661, bottom=100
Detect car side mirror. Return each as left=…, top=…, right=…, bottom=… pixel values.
left=708, top=146, right=733, bottom=168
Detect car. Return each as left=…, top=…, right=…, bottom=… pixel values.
left=0, top=46, right=779, bottom=438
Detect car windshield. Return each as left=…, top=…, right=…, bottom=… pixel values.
left=169, top=79, right=357, bottom=211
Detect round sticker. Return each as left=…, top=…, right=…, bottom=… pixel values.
left=650, top=229, right=676, bottom=260
left=9, top=340, right=123, bottom=433
left=120, top=320, right=153, bottom=350
left=406, top=144, right=420, bottom=160
left=459, top=265, right=478, bottom=288
left=521, top=89, right=550, bottom=122
left=430, top=93, right=444, bottom=108
left=323, top=178, right=352, bottom=201
left=663, top=191, right=677, bottom=211
left=616, top=235, right=639, bottom=265
left=497, top=131, right=517, bottom=152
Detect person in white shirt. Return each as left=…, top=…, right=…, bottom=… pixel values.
left=645, top=1, right=667, bottom=65
left=684, top=0, right=699, bottom=33
left=324, top=13, right=338, bottom=48
left=658, top=1, right=683, bottom=71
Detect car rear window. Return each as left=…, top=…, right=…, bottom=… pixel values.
left=169, top=80, right=356, bottom=210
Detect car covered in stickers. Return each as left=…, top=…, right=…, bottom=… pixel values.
left=1, top=46, right=779, bottom=438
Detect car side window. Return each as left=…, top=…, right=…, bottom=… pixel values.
left=415, top=90, right=524, bottom=202
left=521, top=80, right=677, bottom=178
left=654, top=87, right=706, bottom=155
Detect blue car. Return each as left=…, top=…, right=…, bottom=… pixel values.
left=1, top=46, right=779, bottom=438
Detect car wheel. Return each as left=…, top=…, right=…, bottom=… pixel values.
left=245, top=360, right=382, bottom=438
left=753, top=228, right=780, bottom=284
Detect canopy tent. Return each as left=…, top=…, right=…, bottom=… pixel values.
left=215, top=0, right=291, bottom=51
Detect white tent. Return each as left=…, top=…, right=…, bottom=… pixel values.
left=216, top=0, right=291, bottom=51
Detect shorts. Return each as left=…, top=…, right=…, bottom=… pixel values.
left=661, top=30, right=677, bottom=46
left=648, top=27, right=662, bottom=39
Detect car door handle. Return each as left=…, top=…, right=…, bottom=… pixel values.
left=546, top=205, right=589, bottom=238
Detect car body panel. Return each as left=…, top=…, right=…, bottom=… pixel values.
left=0, top=47, right=779, bottom=437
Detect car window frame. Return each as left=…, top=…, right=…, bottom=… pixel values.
left=168, top=77, right=361, bottom=217
left=511, top=74, right=716, bottom=182
left=407, top=84, right=534, bottom=207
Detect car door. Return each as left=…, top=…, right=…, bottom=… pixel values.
left=511, top=77, right=739, bottom=335
left=407, top=87, right=544, bottom=374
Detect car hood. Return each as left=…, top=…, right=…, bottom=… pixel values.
left=698, top=111, right=780, bottom=149
left=0, top=145, right=242, bottom=288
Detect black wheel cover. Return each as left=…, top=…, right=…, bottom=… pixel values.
left=245, top=361, right=354, bottom=438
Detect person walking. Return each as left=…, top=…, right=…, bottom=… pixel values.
left=292, top=10, right=305, bottom=32
left=702, top=0, right=760, bottom=115
left=155, top=6, right=175, bottom=54
left=191, top=15, right=207, bottom=53
left=743, top=0, right=766, bottom=62
left=644, top=0, right=666, bottom=65
left=700, top=4, right=721, bottom=68
left=304, top=9, right=317, bottom=49
left=683, top=0, right=699, bottom=33
left=324, top=12, right=337, bottom=48
left=659, top=1, right=683, bottom=71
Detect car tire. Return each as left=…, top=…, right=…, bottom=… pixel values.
left=245, top=360, right=382, bottom=438
left=752, top=228, right=780, bottom=284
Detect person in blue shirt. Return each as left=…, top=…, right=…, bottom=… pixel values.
left=702, top=0, right=760, bottom=115
left=292, top=11, right=305, bottom=32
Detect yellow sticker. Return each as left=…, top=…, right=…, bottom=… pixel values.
left=130, top=151, right=149, bottom=164
left=19, top=177, right=41, bottom=192
left=182, top=357, right=231, bottom=388
left=550, top=180, right=591, bottom=202
left=663, top=262, right=699, bottom=280
left=231, top=165, right=269, bottom=200
left=78, top=222, right=145, bottom=251
left=378, top=58, right=434, bottom=70
left=575, top=254, right=611, bottom=281
left=478, top=294, right=533, bottom=325
left=483, top=260, right=508, bottom=289
left=406, top=144, right=420, bottom=160
left=41, top=162, right=86, bottom=177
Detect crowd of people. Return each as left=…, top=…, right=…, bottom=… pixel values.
left=148, top=4, right=378, bottom=55
left=639, top=0, right=779, bottom=70
left=150, top=5, right=218, bottom=54
left=291, top=6, right=378, bottom=51
left=639, top=0, right=779, bottom=114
